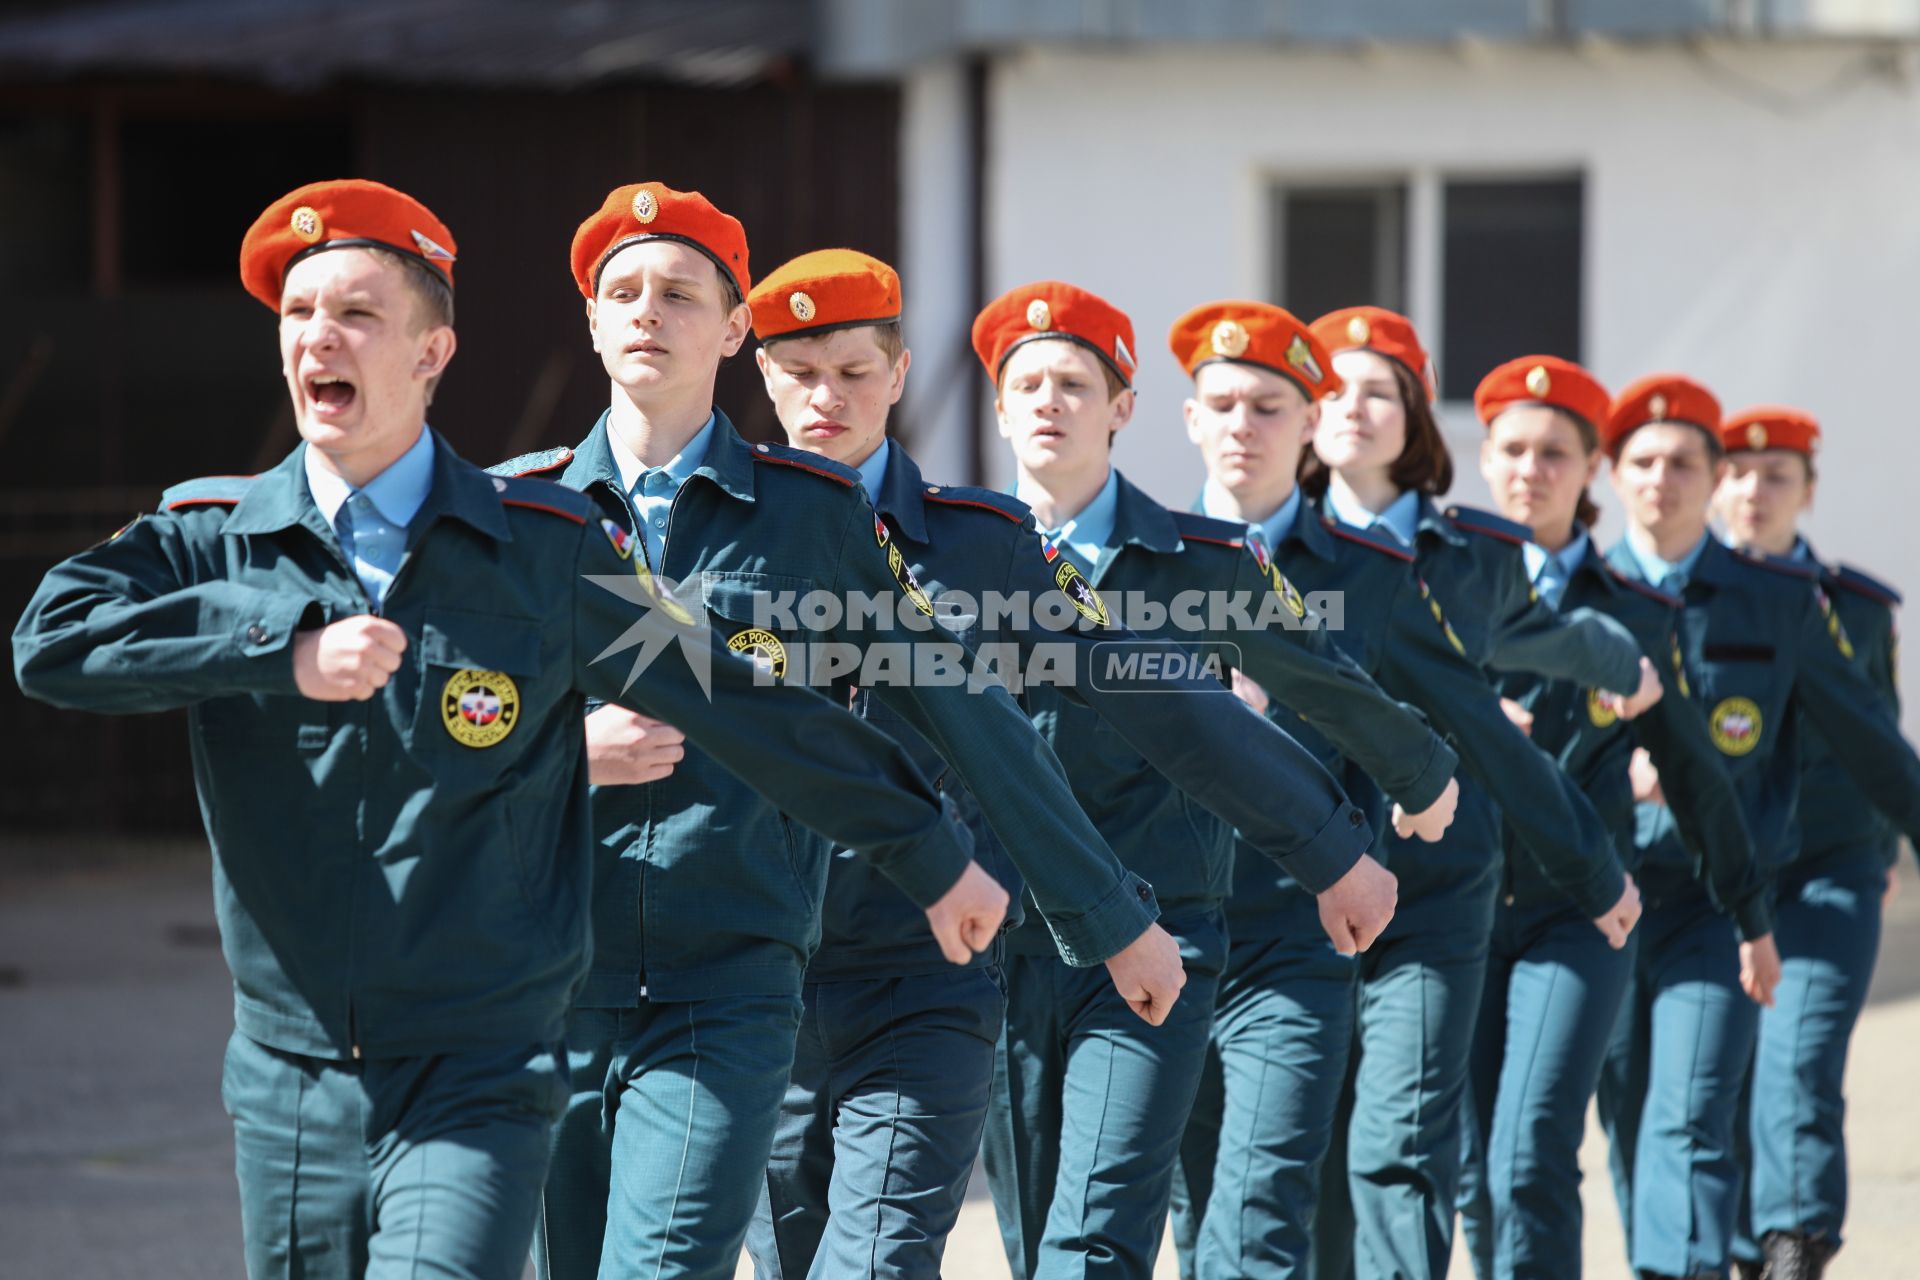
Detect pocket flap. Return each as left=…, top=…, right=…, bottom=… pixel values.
left=421, top=608, right=543, bottom=674
left=699, top=572, right=813, bottom=626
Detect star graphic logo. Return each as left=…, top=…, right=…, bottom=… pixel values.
left=582, top=569, right=715, bottom=697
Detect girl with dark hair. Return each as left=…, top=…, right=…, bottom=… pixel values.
left=1456, top=356, right=1775, bottom=1280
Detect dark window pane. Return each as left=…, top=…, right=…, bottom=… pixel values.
left=1440, top=177, right=1582, bottom=400
left=0, top=113, right=91, bottom=292
left=1274, top=184, right=1406, bottom=319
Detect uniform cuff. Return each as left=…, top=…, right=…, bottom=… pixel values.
left=877, top=800, right=977, bottom=910
left=1040, top=871, right=1159, bottom=968
left=235, top=590, right=316, bottom=694
left=1734, top=890, right=1776, bottom=943
left=1393, top=739, right=1459, bottom=816
left=1561, top=858, right=1628, bottom=922
left=1272, top=801, right=1373, bottom=896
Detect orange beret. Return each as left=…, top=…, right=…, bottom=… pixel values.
left=1309, top=306, right=1436, bottom=399
left=748, top=249, right=900, bottom=343
left=1721, top=405, right=1820, bottom=456
left=1475, top=355, right=1610, bottom=435
left=1605, top=373, right=1722, bottom=454
left=571, top=182, right=749, bottom=301
left=239, top=178, right=456, bottom=311
left=1167, top=301, right=1339, bottom=401
left=972, top=282, right=1137, bottom=388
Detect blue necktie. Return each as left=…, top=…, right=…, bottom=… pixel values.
left=1535, top=555, right=1570, bottom=610
left=334, top=492, right=403, bottom=604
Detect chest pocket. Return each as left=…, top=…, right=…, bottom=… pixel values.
left=702, top=571, right=814, bottom=686
left=415, top=608, right=544, bottom=755
left=1695, top=639, right=1783, bottom=760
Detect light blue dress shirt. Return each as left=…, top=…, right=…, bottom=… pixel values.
left=1200, top=484, right=1304, bottom=557
left=1622, top=530, right=1710, bottom=597
left=854, top=438, right=892, bottom=506
left=1521, top=526, right=1591, bottom=611
left=1324, top=484, right=1421, bottom=547
left=606, top=412, right=715, bottom=568
left=1031, top=467, right=1120, bottom=572
left=303, top=427, right=435, bottom=605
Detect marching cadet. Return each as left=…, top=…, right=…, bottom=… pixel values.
left=1596, top=376, right=1920, bottom=1280
left=741, top=252, right=1460, bottom=1280
left=497, top=187, right=1187, bottom=1280
left=1164, top=302, right=1642, bottom=1280
left=964, top=280, right=1475, bottom=1280
left=1711, top=407, right=1904, bottom=1280
left=1299, top=307, right=1653, bottom=1280
left=9, top=179, right=1013, bottom=1280
left=1456, top=356, right=1775, bottom=1280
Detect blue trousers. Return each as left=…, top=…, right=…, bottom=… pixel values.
left=221, top=1030, right=566, bottom=1280
left=535, top=995, right=804, bottom=1280
left=1732, top=842, right=1887, bottom=1260
left=983, top=913, right=1226, bottom=1280
left=1597, top=877, right=1756, bottom=1278
left=1311, top=862, right=1498, bottom=1280
left=1170, top=891, right=1358, bottom=1280
left=1457, top=897, right=1633, bottom=1280
left=745, top=965, right=1006, bottom=1280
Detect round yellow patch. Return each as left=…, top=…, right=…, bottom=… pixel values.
left=1587, top=688, right=1618, bottom=729
left=1526, top=365, right=1552, bottom=397
left=1026, top=298, right=1052, bottom=330
left=1648, top=393, right=1670, bottom=421
left=727, top=627, right=788, bottom=679
left=1346, top=314, right=1371, bottom=345
left=1746, top=422, right=1768, bottom=450
left=1709, top=696, right=1763, bottom=756
left=631, top=188, right=659, bottom=224
left=441, top=669, right=520, bottom=748
left=1211, top=320, right=1250, bottom=359
left=789, top=291, right=816, bottom=323
left=289, top=205, right=324, bottom=244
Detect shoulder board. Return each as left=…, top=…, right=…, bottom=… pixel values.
left=1603, top=565, right=1682, bottom=608
left=1733, top=546, right=1819, bottom=581
left=1170, top=510, right=1247, bottom=549
left=494, top=473, right=590, bottom=526
left=1442, top=504, right=1530, bottom=546
left=750, top=440, right=856, bottom=487
left=1324, top=517, right=1415, bottom=563
left=921, top=483, right=1028, bottom=524
left=160, top=474, right=256, bottom=510
left=1829, top=563, right=1902, bottom=608
left=486, top=445, right=573, bottom=478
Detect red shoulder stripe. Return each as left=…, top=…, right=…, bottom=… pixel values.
left=1182, top=533, right=1243, bottom=549
left=165, top=497, right=242, bottom=510
left=1605, top=567, right=1681, bottom=607
left=753, top=453, right=855, bottom=486
left=1328, top=522, right=1415, bottom=563
left=924, top=494, right=1023, bottom=523
left=502, top=498, right=587, bottom=525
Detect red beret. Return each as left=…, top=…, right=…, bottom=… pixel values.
left=1167, top=301, right=1340, bottom=401
left=1720, top=405, right=1821, bottom=456
left=571, top=182, right=750, bottom=301
left=972, top=282, right=1137, bottom=388
left=1606, top=373, right=1723, bottom=454
left=239, top=178, right=456, bottom=311
left=1475, top=355, right=1610, bottom=435
left=749, top=249, right=900, bottom=343
left=1309, top=306, right=1436, bottom=399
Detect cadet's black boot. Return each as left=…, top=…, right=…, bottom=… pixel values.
left=1762, top=1230, right=1837, bottom=1280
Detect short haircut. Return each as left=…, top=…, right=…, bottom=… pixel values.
left=363, top=246, right=454, bottom=404
left=1299, top=356, right=1452, bottom=497
left=762, top=321, right=905, bottom=366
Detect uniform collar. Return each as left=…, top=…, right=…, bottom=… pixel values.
left=1619, top=528, right=1710, bottom=592
left=603, top=411, right=715, bottom=497
left=871, top=441, right=930, bottom=544
left=1522, top=526, right=1590, bottom=595
left=566, top=406, right=756, bottom=508
left=302, top=426, right=436, bottom=530
left=1030, top=466, right=1123, bottom=568
left=227, top=431, right=511, bottom=544
left=1197, top=483, right=1303, bottom=557
left=1324, top=483, right=1423, bottom=547
left=854, top=438, right=892, bottom=506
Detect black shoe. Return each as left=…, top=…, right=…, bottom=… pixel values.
left=1762, top=1230, right=1838, bottom=1280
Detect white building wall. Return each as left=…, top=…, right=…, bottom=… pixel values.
left=945, top=40, right=1920, bottom=736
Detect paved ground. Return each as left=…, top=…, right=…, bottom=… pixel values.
left=4, top=838, right=1916, bottom=1279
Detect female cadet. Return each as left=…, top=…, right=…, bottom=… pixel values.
left=1712, top=406, right=1903, bottom=1280
left=1596, top=375, right=1920, bottom=1280
left=1299, top=307, right=1661, bottom=1280
left=1458, top=356, right=1776, bottom=1280
left=1166, top=302, right=1644, bottom=1280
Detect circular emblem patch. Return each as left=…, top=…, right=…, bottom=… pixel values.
left=1346, top=314, right=1371, bottom=345
left=1587, top=687, right=1618, bottom=729
left=441, top=669, right=520, bottom=748
left=727, top=627, right=788, bottom=679
left=1746, top=422, right=1768, bottom=450
left=631, top=188, right=659, bottom=224
left=1648, top=393, right=1670, bottom=421
left=1709, top=696, right=1763, bottom=756
left=290, top=206, right=324, bottom=244
left=1211, top=320, right=1250, bottom=359
left=789, top=291, right=816, bottom=322
left=1055, top=560, right=1110, bottom=627
left=1026, top=298, right=1052, bottom=330
left=1526, top=365, right=1552, bottom=397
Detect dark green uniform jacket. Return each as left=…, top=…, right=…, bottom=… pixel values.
left=12, top=435, right=976, bottom=1060
left=1797, top=554, right=1903, bottom=868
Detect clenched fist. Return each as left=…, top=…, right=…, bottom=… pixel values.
left=1317, top=854, right=1398, bottom=956
left=1393, top=776, right=1460, bottom=843
left=585, top=706, right=687, bottom=785
left=1104, top=923, right=1187, bottom=1026
left=293, top=615, right=408, bottom=701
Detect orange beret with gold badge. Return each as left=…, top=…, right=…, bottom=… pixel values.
left=570, top=182, right=750, bottom=301
left=1310, top=306, right=1436, bottom=398
left=239, top=178, right=456, bottom=311
left=1475, top=355, right=1611, bottom=435
left=1605, top=373, right=1722, bottom=454
left=1721, top=405, right=1820, bottom=456
left=1167, top=301, right=1340, bottom=401
left=749, top=249, right=901, bottom=343
left=972, top=281, right=1138, bottom=388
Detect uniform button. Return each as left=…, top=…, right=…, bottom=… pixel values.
left=246, top=623, right=269, bottom=645
left=755, top=443, right=770, bottom=453
left=1504, top=894, right=1516, bottom=906
left=1349, top=810, right=1366, bottom=827
left=1136, top=884, right=1152, bottom=903
left=654, top=518, right=666, bottom=528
